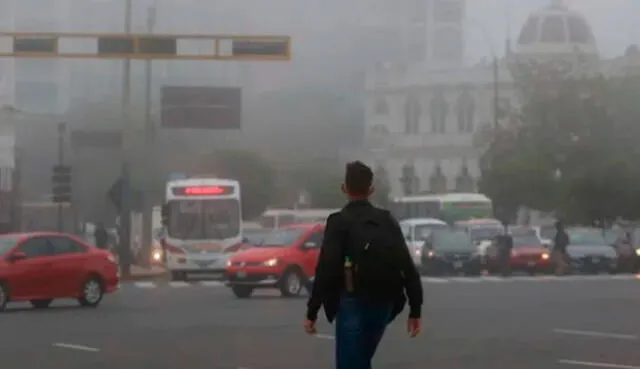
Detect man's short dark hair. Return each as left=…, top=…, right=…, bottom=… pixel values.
left=345, top=161, right=373, bottom=195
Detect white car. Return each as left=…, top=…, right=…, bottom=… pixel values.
left=399, top=218, right=448, bottom=267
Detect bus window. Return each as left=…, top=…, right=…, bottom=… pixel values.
left=278, top=214, right=296, bottom=227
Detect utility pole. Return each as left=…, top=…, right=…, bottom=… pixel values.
left=56, top=122, right=67, bottom=232
left=141, top=4, right=157, bottom=267
left=119, top=0, right=133, bottom=277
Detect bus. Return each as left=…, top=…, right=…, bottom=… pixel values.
left=162, top=177, right=242, bottom=281
left=258, top=208, right=338, bottom=229
left=390, top=193, right=493, bottom=223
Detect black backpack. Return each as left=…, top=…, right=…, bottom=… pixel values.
left=342, top=209, right=404, bottom=302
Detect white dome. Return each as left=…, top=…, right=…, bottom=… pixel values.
left=515, top=1, right=598, bottom=56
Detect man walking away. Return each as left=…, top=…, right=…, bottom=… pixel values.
left=553, top=221, right=570, bottom=275
left=304, top=161, right=423, bottom=369
left=94, top=222, right=109, bottom=250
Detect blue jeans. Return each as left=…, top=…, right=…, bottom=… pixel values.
left=335, top=295, right=392, bottom=369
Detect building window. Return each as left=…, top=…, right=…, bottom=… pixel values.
left=567, top=16, right=593, bottom=44
left=429, top=163, right=447, bottom=194
left=400, top=162, right=419, bottom=195
left=518, top=16, right=539, bottom=45
left=374, top=96, right=388, bottom=115
left=15, top=81, right=59, bottom=114
left=456, top=86, right=475, bottom=133
left=433, top=0, right=463, bottom=23
left=433, top=26, right=462, bottom=61
left=540, top=15, right=566, bottom=43
left=404, top=93, right=421, bottom=134
left=430, top=87, right=448, bottom=134
left=408, top=0, right=427, bottom=23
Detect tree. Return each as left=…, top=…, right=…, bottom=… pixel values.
left=288, top=161, right=345, bottom=208
left=480, top=60, right=640, bottom=225
left=199, top=149, right=276, bottom=220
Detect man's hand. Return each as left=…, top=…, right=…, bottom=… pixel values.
left=304, top=319, right=317, bottom=335
left=407, top=318, right=421, bottom=338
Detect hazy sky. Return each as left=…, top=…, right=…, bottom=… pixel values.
left=467, top=0, right=639, bottom=60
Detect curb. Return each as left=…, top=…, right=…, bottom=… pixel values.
left=120, top=272, right=168, bottom=282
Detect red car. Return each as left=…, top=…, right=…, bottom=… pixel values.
left=226, top=223, right=323, bottom=298
left=484, top=232, right=552, bottom=275
left=0, top=232, right=119, bottom=311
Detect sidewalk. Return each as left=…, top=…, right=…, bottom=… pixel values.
left=122, top=265, right=167, bottom=281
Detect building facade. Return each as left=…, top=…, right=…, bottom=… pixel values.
left=362, top=1, right=640, bottom=198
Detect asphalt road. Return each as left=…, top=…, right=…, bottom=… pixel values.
left=1, top=275, right=639, bottom=369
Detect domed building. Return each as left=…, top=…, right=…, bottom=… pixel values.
left=355, top=0, right=640, bottom=198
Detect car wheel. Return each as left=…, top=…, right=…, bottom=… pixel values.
left=0, top=281, right=8, bottom=312
left=78, top=277, right=104, bottom=308
left=231, top=285, right=254, bottom=298
left=30, top=299, right=53, bottom=309
left=280, top=268, right=304, bottom=297
left=171, top=271, right=187, bottom=281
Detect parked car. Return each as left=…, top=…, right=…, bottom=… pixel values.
left=0, top=232, right=120, bottom=311
left=399, top=218, right=448, bottom=267
left=484, top=232, right=551, bottom=275
left=566, top=227, right=618, bottom=274
left=225, top=224, right=323, bottom=298
left=420, top=228, right=482, bottom=276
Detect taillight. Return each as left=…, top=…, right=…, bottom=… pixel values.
left=166, top=244, right=185, bottom=254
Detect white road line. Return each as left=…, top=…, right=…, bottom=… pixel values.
left=314, top=333, right=335, bottom=340
left=168, top=281, right=190, bottom=288
left=52, top=343, right=100, bottom=352
left=422, top=277, right=449, bottom=283
left=481, top=276, right=506, bottom=282
left=553, top=329, right=638, bottom=340
left=558, top=360, right=640, bottom=369
left=199, top=281, right=225, bottom=287
left=133, top=281, right=157, bottom=288
left=449, top=277, right=481, bottom=283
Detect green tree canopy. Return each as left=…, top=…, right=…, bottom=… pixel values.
left=199, top=149, right=276, bottom=220
left=480, top=66, right=640, bottom=225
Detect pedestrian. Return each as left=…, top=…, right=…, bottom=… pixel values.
left=552, top=221, right=570, bottom=275
left=94, top=221, right=109, bottom=250
left=304, top=161, right=423, bottom=369
left=496, top=221, right=513, bottom=277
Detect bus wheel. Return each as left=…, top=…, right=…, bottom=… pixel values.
left=171, top=271, right=187, bottom=281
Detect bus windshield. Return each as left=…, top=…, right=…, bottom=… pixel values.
left=168, top=199, right=241, bottom=240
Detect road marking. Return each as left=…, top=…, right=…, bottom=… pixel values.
left=133, top=281, right=157, bottom=288
left=52, top=343, right=100, bottom=352
left=314, top=333, right=335, bottom=340
left=480, top=276, right=505, bottom=282
left=449, top=277, right=481, bottom=283
left=199, top=281, right=225, bottom=287
left=168, top=281, right=190, bottom=288
left=421, top=277, right=448, bottom=283
left=554, top=329, right=638, bottom=340
left=558, top=360, right=640, bottom=369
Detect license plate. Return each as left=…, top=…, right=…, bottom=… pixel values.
left=453, top=261, right=463, bottom=269
left=527, top=261, right=536, bottom=267
left=236, top=271, right=247, bottom=278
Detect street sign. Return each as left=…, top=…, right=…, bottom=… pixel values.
left=160, top=86, right=242, bottom=129
left=71, top=129, right=122, bottom=149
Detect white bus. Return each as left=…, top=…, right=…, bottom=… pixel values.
left=258, top=208, right=338, bottom=229
left=162, top=178, right=242, bottom=281
left=390, top=193, right=493, bottom=223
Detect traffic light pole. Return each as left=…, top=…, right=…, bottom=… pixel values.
left=56, top=122, right=66, bottom=232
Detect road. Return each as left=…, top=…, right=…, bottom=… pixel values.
left=1, top=275, right=639, bottom=369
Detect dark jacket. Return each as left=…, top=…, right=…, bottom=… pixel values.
left=94, top=228, right=109, bottom=248
left=306, top=200, right=423, bottom=323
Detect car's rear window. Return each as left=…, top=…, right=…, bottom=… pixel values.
left=258, top=229, right=306, bottom=247
left=0, top=236, right=21, bottom=255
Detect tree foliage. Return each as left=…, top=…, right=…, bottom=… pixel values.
left=199, top=149, right=276, bottom=220
left=480, top=62, right=640, bottom=225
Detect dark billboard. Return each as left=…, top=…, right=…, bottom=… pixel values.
left=160, top=86, right=242, bottom=129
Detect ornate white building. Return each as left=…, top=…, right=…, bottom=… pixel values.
left=362, top=0, right=640, bottom=197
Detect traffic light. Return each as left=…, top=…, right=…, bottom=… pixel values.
left=161, top=204, right=170, bottom=226
left=52, top=165, right=72, bottom=203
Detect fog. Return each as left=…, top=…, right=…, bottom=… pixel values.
left=5, top=0, right=637, bottom=224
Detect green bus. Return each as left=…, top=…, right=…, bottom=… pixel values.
left=390, top=193, right=493, bottom=223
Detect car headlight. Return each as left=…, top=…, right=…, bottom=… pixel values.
left=635, top=248, right=640, bottom=256
left=541, top=253, right=550, bottom=260
left=152, top=249, right=162, bottom=261
left=426, top=250, right=436, bottom=258
left=226, top=260, right=232, bottom=267
left=263, top=258, right=278, bottom=267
